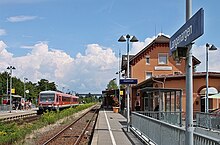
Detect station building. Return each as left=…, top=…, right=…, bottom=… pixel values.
left=120, top=35, right=220, bottom=114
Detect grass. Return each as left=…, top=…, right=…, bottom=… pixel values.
left=0, top=103, right=95, bottom=145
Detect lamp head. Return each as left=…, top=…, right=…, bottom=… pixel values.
left=130, top=36, right=138, bottom=42
left=118, top=35, right=126, bottom=42
left=7, top=66, right=16, bottom=70
left=206, top=43, right=218, bottom=51
left=209, top=44, right=217, bottom=51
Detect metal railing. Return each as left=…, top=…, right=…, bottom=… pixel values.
left=196, top=112, right=220, bottom=131
left=136, top=111, right=182, bottom=127
left=131, top=112, right=220, bottom=145
left=0, top=105, right=12, bottom=111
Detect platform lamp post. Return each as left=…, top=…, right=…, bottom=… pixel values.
left=112, top=78, right=117, bottom=98
left=116, top=47, right=121, bottom=112
left=205, top=43, right=217, bottom=113
left=7, top=66, right=16, bottom=113
left=24, top=77, right=28, bottom=100
left=6, top=73, right=9, bottom=96
left=118, top=34, right=138, bottom=131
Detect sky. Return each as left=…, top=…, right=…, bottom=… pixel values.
left=0, top=0, right=220, bottom=94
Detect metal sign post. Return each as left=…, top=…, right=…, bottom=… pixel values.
left=170, top=1, right=204, bottom=144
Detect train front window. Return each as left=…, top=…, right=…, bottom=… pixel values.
left=40, top=94, right=55, bottom=102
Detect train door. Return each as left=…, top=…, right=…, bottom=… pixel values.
left=56, top=94, right=59, bottom=103
left=59, top=95, right=62, bottom=104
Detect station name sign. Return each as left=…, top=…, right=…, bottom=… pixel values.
left=120, top=78, right=138, bottom=84
left=170, top=8, right=204, bottom=52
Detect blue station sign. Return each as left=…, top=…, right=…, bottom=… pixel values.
left=170, top=8, right=204, bottom=52
left=120, top=78, right=138, bottom=84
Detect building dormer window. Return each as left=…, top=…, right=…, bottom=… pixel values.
left=158, top=53, right=168, bottom=65
left=146, top=56, right=150, bottom=65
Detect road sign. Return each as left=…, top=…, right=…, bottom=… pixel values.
left=120, top=78, right=138, bottom=84
left=170, top=8, right=204, bottom=52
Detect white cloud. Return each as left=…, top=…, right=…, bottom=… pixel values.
left=0, top=41, right=118, bottom=94
left=0, top=29, right=6, bottom=36
left=131, top=36, right=156, bottom=55
left=7, top=15, right=37, bottom=22
left=0, top=41, right=14, bottom=69
left=192, top=44, right=220, bottom=72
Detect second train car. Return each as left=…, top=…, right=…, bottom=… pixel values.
left=37, top=90, right=79, bottom=114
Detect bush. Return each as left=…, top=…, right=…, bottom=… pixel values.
left=0, top=103, right=95, bottom=145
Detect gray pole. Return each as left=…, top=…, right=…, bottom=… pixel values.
left=185, top=0, right=194, bottom=144
left=24, top=78, right=26, bottom=100
left=6, top=75, right=8, bottom=95
left=119, top=48, right=121, bottom=112
left=126, top=34, right=130, bottom=132
left=205, top=46, right=209, bottom=113
left=9, top=68, right=12, bottom=113
left=24, top=78, right=28, bottom=100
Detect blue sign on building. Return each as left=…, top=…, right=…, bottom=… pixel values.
left=170, top=8, right=204, bottom=52
left=120, top=78, right=138, bottom=84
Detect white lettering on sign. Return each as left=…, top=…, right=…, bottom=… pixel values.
left=171, top=25, right=193, bottom=50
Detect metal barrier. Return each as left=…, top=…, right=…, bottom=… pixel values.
left=136, top=111, right=182, bottom=127
left=0, top=105, right=12, bottom=111
left=131, top=112, right=220, bottom=145
left=196, top=112, right=220, bottom=131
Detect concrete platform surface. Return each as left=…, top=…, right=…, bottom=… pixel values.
left=91, top=109, right=143, bottom=145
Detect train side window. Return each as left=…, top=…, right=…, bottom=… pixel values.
left=56, top=95, right=59, bottom=102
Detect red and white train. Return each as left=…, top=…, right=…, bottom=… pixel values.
left=38, top=90, right=79, bottom=114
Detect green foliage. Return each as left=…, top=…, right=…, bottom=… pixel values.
left=106, top=79, right=118, bottom=90
left=0, top=103, right=95, bottom=144
left=37, top=79, right=57, bottom=92
left=0, top=71, right=58, bottom=105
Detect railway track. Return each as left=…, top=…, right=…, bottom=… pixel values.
left=42, top=105, right=99, bottom=145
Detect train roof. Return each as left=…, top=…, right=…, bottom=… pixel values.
left=39, top=90, right=79, bottom=98
left=39, top=90, right=56, bottom=94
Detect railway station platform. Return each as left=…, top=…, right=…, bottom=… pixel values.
left=91, top=109, right=143, bottom=145
left=0, top=108, right=38, bottom=121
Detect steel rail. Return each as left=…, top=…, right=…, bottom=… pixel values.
left=42, top=105, right=98, bottom=145
left=74, top=108, right=98, bottom=145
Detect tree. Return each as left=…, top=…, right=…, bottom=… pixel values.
left=37, top=79, right=57, bottom=91
left=106, top=79, right=118, bottom=90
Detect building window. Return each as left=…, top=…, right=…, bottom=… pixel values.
left=146, top=56, right=150, bottom=64
left=158, top=53, right=168, bottom=65
left=146, top=72, right=152, bottom=79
